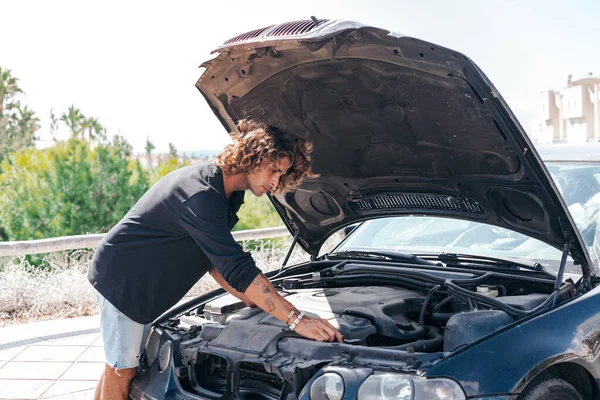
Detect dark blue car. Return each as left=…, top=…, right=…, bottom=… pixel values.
left=130, top=19, right=600, bottom=400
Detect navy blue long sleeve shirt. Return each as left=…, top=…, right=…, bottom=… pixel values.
left=87, top=162, right=261, bottom=324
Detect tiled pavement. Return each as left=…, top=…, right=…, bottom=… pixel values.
left=0, top=316, right=103, bottom=399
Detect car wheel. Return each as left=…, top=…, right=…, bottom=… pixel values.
left=519, top=374, right=583, bottom=400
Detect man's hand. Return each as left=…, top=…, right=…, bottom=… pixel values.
left=292, top=314, right=343, bottom=342
left=243, top=273, right=343, bottom=342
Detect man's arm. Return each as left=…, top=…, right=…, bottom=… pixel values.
left=243, top=273, right=343, bottom=342
left=209, top=267, right=255, bottom=307
left=178, top=199, right=341, bottom=342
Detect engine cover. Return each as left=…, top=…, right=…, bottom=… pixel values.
left=203, top=286, right=426, bottom=342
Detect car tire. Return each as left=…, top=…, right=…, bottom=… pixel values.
left=519, top=374, right=583, bottom=400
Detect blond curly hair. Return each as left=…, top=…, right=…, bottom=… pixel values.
left=215, top=119, right=315, bottom=194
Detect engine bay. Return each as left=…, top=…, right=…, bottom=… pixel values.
left=145, top=260, right=580, bottom=399
left=194, top=273, right=558, bottom=353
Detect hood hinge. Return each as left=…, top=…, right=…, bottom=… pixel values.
left=348, top=190, right=363, bottom=202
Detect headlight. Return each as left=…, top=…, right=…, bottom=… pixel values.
left=145, top=328, right=161, bottom=366
left=413, top=378, right=466, bottom=400
left=310, top=372, right=345, bottom=400
left=158, top=340, right=172, bottom=372
left=357, top=372, right=465, bottom=400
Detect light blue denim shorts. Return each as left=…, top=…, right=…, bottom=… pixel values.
left=96, top=291, right=152, bottom=370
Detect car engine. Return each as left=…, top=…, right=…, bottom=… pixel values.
left=194, top=283, right=549, bottom=352
left=137, top=262, right=574, bottom=399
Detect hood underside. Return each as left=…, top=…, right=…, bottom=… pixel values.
left=196, top=20, right=594, bottom=275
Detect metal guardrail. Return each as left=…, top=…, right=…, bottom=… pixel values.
left=0, top=227, right=291, bottom=257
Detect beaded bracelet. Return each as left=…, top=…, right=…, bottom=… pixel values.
left=289, top=311, right=305, bottom=331
left=285, top=309, right=297, bottom=324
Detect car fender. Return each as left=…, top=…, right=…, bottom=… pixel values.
left=424, top=287, right=600, bottom=397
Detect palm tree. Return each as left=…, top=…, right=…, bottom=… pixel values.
left=0, top=67, right=22, bottom=115
left=0, top=67, right=39, bottom=165
left=60, top=105, right=85, bottom=139
left=81, top=116, right=104, bottom=143
left=168, top=142, right=177, bottom=158
left=16, top=105, right=39, bottom=143
left=145, top=136, right=155, bottom=168
left=49, top=109, right=59, bottom=142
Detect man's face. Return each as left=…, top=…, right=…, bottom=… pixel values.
left=247, top=157, right=292, bottom=197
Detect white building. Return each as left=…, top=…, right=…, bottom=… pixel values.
left=532, top=74, right=600, bottom=145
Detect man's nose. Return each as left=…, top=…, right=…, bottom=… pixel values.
left=270, top=175, right=279, bottom=188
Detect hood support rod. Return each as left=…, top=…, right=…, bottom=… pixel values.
left=552, top=243, right=570, bottom=306
left=279, top=232, right=300, bottom=273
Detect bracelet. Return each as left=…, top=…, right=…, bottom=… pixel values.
left=289, top=311, right=305, bottom=331
left=286, top=309, right=296, bottom=324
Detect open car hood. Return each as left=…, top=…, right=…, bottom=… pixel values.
left=196, top=19, right=595, bottom=275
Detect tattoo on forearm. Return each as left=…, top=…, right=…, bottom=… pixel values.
left=265, top=298, right=276, bottom=312
left=262, top=285, right=271, bottom=294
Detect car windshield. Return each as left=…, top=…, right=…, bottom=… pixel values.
left=331, top=160, right=600, bottom=275
left=547, top=161, right=600, bottom=269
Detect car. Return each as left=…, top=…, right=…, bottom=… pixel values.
left=539, top=144, right=600, bottom=268
left=130, top=19, right=600, bottom=400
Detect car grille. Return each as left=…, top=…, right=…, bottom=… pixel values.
left=237, top=362, right=285, bottom=399
left=224, top=25, right=274, bottom=45
left=354, top=193, right=484, bottom=214
left=182, top=354, right=285, bottom=399
left=222, top=19, right=328, bottom=46
left=265, top=19, right=328, bottom=37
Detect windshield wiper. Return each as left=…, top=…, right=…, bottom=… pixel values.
left=436, top=252, right=553, bottom=275
left=328, top=250, right=442, bottom=266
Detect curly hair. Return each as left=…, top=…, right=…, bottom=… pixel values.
left=215, top=119, right=315, bottom=194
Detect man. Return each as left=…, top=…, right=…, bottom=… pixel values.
left=89, top=119, right=343, bottom=400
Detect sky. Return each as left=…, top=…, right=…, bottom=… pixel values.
left=2, top=0, right=599, bottom=154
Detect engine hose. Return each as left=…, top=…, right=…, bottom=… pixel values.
left=433, top=295, right=456, bottom=312
left=320, top=274, right=441, bottom=292
left=495, top=284, right=508, bottom=296
left=445, top=280, right=574, bottom=318
left=382, top=326, right=444, bottom=352
left=419, top=285, right=442, bottom=326
left=431, top=312, right=455, bottom=322
left=445, top=281, right=532, bottom=317
left=332, top=267, right=556, bottom=288
left=336, top=269, right=445, bottom=285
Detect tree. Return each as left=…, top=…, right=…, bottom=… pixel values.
left=49, top=109, right=59, bottom=142
left=112, top=134, right=133, bottom=157
left=58, top=106, right=106, bottom=143
left=147, top=140, right=191, bottom=185
left=145, top=136, right=155, bottom=168
left=0, top=67, right=21, bottom=115
left=148, top=154, right=191, bottom=186
left=0, top=67, right=39, bottom=165
left=0, top=138, right=149, bottom=241
left=81, top=116, right=104, bottom=143
left=233, top=194, right=283, bottom=231
left=60, top=105, right=85, bottom=139
left=168, top=142, right=177, bottom=158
